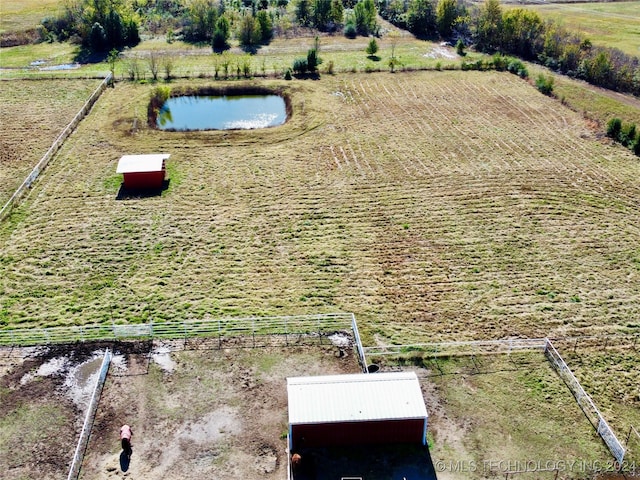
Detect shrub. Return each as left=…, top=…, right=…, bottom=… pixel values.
left=492, top=53, right=507, bottom=71
left=507, top=58, right=528, bottom=78
left=535, top=74, right=554, bottom=95
left=455, top=38, right=465, bottom=56
left=633, top=137, right=640, bottom=156
left=293, top=57, right=308, bottom=74
left=619, top=123, right=637, bottom=148
left=325, top=60, right=335, bottom=74
left=307, top=47, right=322, bottom=72
left=366, top=37, right=378, bottom=57
left=344, top=21, right=357, bottom=38
left=147, top=86, right=171, bottom=126
left=284, top=68, right=293, bottom=80
left=606, top=118, right=622, bottom=139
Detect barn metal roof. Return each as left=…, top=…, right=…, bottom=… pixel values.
left=116, top=154, right=170, bottom=174
left=287, top=371, right=428, bottom=425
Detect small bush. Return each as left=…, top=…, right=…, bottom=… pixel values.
left=492, top=54, right=508, bottom=72
left=325, top=60, right=335, bottom=74
left=606, top=118, right=622, bottom=138
left=293, top=57, right=308, bottom=74
left=535, top=74, right=554, bottom=96
left=307, top=48, right=322, bottom=72
left=633, top=137, right=640, bottom=156
left=619, top=123, right=637, bottom=148
left=456, top=38, right=465, bottom=56
left=284, top=68, right=292, bottom=80
left=366, top=38, right=378, bottom=57
left=506, top=59, right=528, bottom=79
left=344, top=22, right=357, bottom=38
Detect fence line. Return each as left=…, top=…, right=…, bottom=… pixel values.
left=0, top=313, right=355, bottom=347
left=544, top=339, right=626, bottom=464
left=350, top=313, right=368, bottom=372
left=67, top=348, right=111, bottom=480
left=626, top=426, right=640, bottom=463
left=0, top=73, right=112, bottom=222
left=363, top=338, right=547, bottom=358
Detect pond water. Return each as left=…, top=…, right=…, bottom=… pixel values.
left=157, top=95, right=287, bottom=131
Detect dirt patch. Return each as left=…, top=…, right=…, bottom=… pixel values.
left=0, top=345, right=100, bottom=480
left=80, top=341, right=360, bottom=480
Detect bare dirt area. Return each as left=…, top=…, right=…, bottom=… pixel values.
left=0, top=343, right=110, bottom=480
left=80, top=340, right=360, bottom=480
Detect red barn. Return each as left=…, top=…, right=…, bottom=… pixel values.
left=287, top=371, right=428, bottom=451
left=116, top=154, right=170, bottom=190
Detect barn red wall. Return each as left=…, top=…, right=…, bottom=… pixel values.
left=123, top=171, right=165, bottom=190
left=291, top=419, right=425, bottom=449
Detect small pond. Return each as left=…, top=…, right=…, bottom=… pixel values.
left=157, top=95, right=287, bottom=131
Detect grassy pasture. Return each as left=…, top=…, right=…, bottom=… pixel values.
left=1, top=71, right=639, bottom=345
left=511, top=0, right=640, bottom=57
left=0, top=0, right=61, bottom=34
left=0, top=78, right=104, bottom=206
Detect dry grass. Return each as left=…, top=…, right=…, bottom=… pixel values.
left=1, top=71, right=639, bottom=347
left=0, top=78, right=103, bottom=206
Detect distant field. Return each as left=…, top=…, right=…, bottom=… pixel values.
left=0, top=79, right=103, bottom=207
left=1, top=71, right=639, bottom=345
left=0, top=0, right=60, bottom=34
left=510, top=0, right=640, bottom=57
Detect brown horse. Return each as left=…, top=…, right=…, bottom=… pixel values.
left=291, top=453, right=302, bottom=473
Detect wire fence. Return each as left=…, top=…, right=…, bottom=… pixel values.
left=0, top=73, right=112, bottom=222
left=544, top=339, right=626, bottom=464
left=363, top=337, right=547, bottom=359
left=0, top=313, right=357, bottom=347
left=66, top=348, right=111, bottom=480
left=625, top=426, right=640, bottom=464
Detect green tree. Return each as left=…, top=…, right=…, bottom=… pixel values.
left=313, top=0, right=332, bottom=29
left=296, top=0, right=312, bottom=26
left=307, top=47, right=322, bottom=71
left=88, top=22, right=107, bottom=51
left=212, top=15, right=230, bottom=51
left=500, top=8, right=543, bottom=59
left=366, top=37, right=378, bottom=57
left=353, top=0, right=377, bottom=35
left=330, top=0, right=344, bottom=27
left=474, top=0, right=502, bottom=52
left=256, top=10, right=273, bottom=42
left=183, top=0, right=218, bottom=42
left=107, top=48, right=119, bottom=78
left=436, top=0, right=457, bottom=38
left=238, top=13, right=261, bottom=46
left=406, top=0, right=436, bottom=38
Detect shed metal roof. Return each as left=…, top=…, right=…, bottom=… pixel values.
left=116, top=154, right=170, bottom=174
left=287, top=371, right=427, bottom=425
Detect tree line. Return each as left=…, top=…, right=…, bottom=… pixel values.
left=41, top=0, right=639, bottom=96
left=378, top=0, right=638, bottom=95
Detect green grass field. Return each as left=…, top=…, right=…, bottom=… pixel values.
left=1, top=71, right=639, bottom=347
left=0, top=0, right=61, bottom=34
left=510, top=0, right=640, bottom=58
left=0, top=79, right=103, bottom=206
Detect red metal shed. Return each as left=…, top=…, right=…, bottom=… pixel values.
left=287, top=371, right=428, bottom=451
left=116, top=154, right=170, bottom=190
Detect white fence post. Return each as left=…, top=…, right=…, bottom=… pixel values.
left=66, top=348, right=112, bottom=480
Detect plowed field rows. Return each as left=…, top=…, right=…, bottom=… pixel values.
left=1, top=71, right=639, bottom=344
left=0, top=79, right=102, bottom=206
